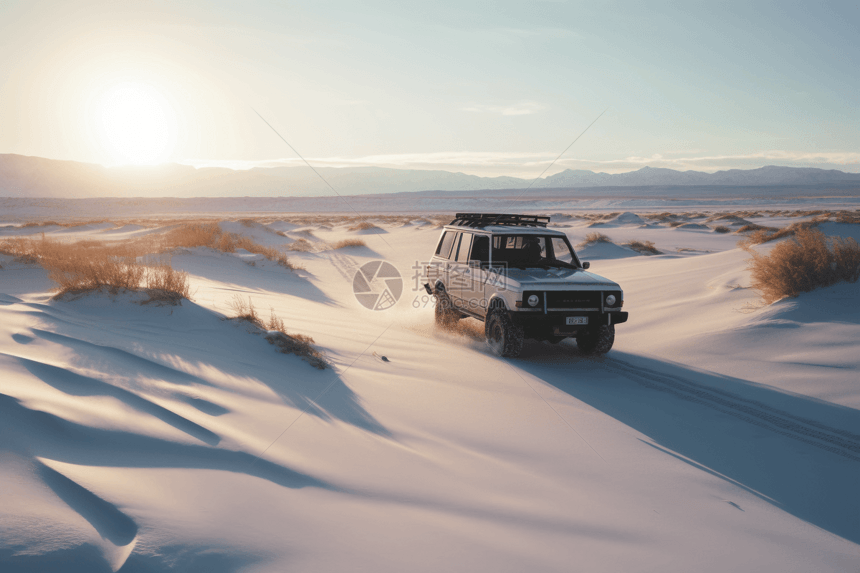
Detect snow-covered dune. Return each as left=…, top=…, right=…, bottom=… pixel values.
left=1, top=212, right=858, bottom=571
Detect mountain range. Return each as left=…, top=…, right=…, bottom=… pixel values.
left=1, top=153, right=859, bottom=198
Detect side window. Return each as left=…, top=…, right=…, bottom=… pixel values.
left=456, top=233, right=473, bottom=263
left=551, top=237, right=573, bottom=263
left=470, top=235, right=489, bottom=265
left=436, top=231, right=456, bottom=259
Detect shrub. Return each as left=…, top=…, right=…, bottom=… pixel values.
left=624, top=240, right=661, bottom=255
left=160, top=223, right=222, bottom=249
left=744, top=228, right=860, bottom=303
left=713, top=225, right=731, bottom=233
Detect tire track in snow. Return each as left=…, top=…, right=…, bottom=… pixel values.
left=607, top=358, right=860, bottom=463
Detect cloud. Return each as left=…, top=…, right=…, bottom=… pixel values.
left=461, top=102, right=543, bottom=116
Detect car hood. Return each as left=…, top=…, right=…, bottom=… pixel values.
left=498, top=267, right=620, bottom=290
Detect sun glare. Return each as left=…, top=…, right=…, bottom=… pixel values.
left=96, top=82, right=177, bottom=165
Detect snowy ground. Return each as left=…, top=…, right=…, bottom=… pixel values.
left=1, top=209, right=858, bottom=572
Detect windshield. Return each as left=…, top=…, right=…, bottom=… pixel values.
left=491, top=235, right=580, bottom=269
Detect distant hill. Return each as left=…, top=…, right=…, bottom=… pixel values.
left=1, top=153, right=859, bottom=198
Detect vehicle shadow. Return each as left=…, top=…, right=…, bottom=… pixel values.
left=511, top=340, right=860, bottom=544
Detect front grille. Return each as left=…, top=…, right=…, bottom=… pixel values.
left=545, top=291, right=601, bottom=309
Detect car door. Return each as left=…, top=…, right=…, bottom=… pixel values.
left=460, top=233, right=490, bottom=317
left=450, top=232, right=472, bottom=307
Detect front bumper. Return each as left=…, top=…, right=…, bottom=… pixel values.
left=512, top=310, right=628, bottom=330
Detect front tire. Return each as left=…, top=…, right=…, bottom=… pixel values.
left=485, top=308, right=524, bottom=357
left=576, top=325, right=615, bottom=355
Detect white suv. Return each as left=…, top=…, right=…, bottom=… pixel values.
left=423, top=213, right=628, bottom=357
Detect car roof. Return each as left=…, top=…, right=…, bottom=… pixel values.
left=442, top=224, right=567, bottom=236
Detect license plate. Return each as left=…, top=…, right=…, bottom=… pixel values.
left=566, top=316, right=588, bottom=325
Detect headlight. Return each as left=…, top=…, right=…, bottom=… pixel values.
left=605, top=295, right=616, bottom=306
left=527, top=294, right=540, bottom=307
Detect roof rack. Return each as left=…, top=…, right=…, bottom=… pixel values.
left=450, top=213, right=550, bottom=228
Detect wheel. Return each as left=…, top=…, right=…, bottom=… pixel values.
left=434, top=288, right=461, bottom=328
left=576, top=325, right=615, bottom=355
left=485, top=307, right=524, bottom=357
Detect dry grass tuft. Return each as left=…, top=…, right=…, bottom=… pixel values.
left=287, top=238, right=314, bottom=252
left=744, top=228, right=860, bottom=304
left=235, top=236, right=301, bottom=269
left=578, top=232, right=613, bottom=247
left=145, top=263, right=191, bottom=300
left=713, top=225, right=731, bottom=233
left=624, top=240, right=661, bottom=255
left=329, top=239, right=366, bottom=249
left=348, top=221, right=380, bottom=232
left=228, top=296, right=328, bottom=369
left=643, top=212, right=677, bottom=223
left=228, top=294, right=261, bottom=324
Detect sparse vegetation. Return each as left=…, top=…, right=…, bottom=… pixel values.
left=744, top=228, right=860, bottom=304
left=228, top=296, right=328, bottom=369
left=0, top=235, right=190, bottom=300
left=624, top=240, right=661, bottom=255
left=713, top=225, right=731, bottom=233
left=736, top=223, right=778, bottom=234
left=159, top=222, right=301, bottom=269
left=739, top=221, right=818, bottom=246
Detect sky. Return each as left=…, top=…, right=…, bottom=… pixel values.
left=0, top=0, right=858, bottom=177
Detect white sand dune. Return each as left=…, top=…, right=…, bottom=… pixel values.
left=576, top=241, right=641, bottom=260
left=1, top=211, right=858, bottom=571
left=588, top=212, right=646, bottom=227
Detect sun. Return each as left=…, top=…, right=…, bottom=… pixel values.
left=96, top=82, right=177, bottom=165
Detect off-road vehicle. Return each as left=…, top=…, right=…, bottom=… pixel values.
left=423, top=213, right=628, bottom=357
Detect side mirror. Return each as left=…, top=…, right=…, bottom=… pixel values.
left=582, top=261, right=590, bottom=269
